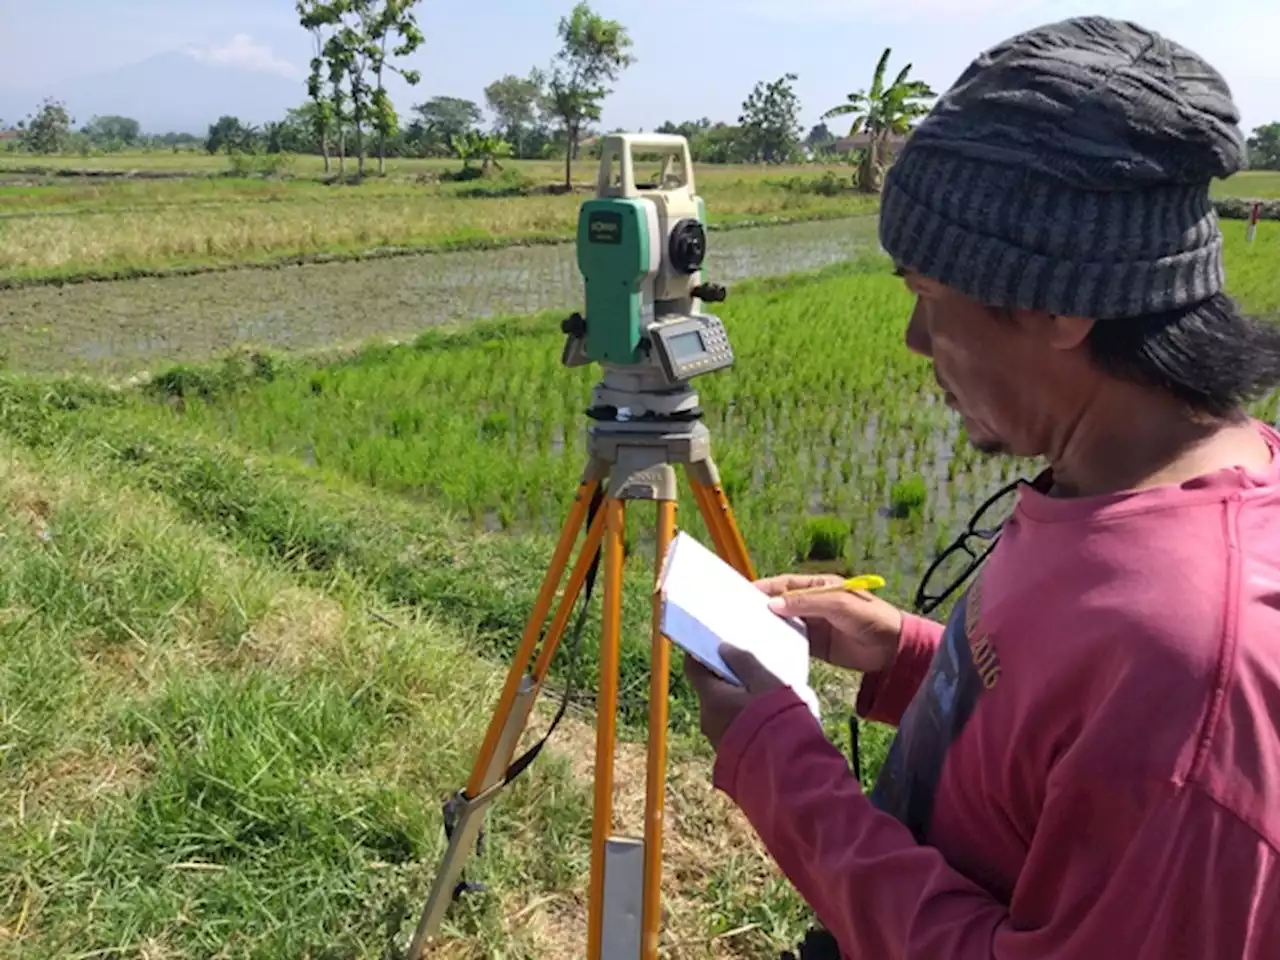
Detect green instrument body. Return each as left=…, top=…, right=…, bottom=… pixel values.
left=576, top=197, right=657, bottom=366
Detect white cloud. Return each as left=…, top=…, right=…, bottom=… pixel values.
left=185, top=34, right=300, bottom=79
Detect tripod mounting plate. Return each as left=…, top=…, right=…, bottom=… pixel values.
left=588, top=421, right=713, bottom=502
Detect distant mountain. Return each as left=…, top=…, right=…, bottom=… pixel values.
left=0, top=51, right=306, bottom=136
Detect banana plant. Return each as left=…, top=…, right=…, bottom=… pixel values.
left=449, top=130, right=514, bottom=176
left=823, top=47, right=936, bottom=194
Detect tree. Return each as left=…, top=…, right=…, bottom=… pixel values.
left=326, top=6, right=374, bottom=177
left=299, top=0, right=358, bottom=175
left=23, top=98, right=73, bottom=154
left=823, top=47, right=936, bottom=193
left=654, top=118, right=751, bottom=163
left=413, top=96, right=483, bottom=155
left=485, top=69, right=548, bottom=159
left=298, top=0, right=338, bottom=173
left=262, top=121, right=286, bottom=154
left=545, top=1, right=635, bottom=190
left=655, top=118, right=713, bottom=141
left=805, top=121, right=835, bottom=155
left=365, top=0, right=424, bottom=174
left=738, top=74, right=803, bottom=164
left=206, top=115, right=254, bottom=155
left=303, top=0, right=417, bottom=179
left=1247, top=123, right=1280, bottom=171
left=277, top=104, right=328, bottom=153
left=81, top=115, right=141, bottom=148
left=450, top=130, right=513, bottom=177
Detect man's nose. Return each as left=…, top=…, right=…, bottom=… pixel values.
left=905, top=302, right=931, bottom=357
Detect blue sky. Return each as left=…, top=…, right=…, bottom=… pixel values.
left=1, top=0, right=1277, bottom=137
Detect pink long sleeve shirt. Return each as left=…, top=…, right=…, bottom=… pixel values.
left=715, top=419, right=1280, bottom=958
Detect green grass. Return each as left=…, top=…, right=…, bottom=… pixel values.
left=0, top=158, right=879, bottom=288
left=141, top=258, right=958, bottom=591
left=1214, top=171, right=1280, bottom=198
left=121, top=220, right=1280, bottom=583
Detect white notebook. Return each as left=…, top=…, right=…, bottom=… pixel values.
left=657, top=531, right=821, bottom=722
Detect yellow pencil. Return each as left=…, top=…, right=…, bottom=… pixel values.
left=780, top=574, right=887, bottom=599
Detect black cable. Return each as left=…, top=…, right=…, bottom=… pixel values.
left=498, top=483, right=606, bottom=785
left=444, top=483, right=607, bottom=902
left=848, top=715, right=862, bottom=785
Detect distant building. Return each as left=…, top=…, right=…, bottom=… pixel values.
left=0, top=129, right=22, bottom=142
left=830, top=131, right=912, bottom=155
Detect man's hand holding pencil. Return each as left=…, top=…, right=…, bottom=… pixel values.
left=756, top=573, right=904, bottom=674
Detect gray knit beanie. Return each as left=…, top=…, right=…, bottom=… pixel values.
left=878, top=16, right=1249, bottom=320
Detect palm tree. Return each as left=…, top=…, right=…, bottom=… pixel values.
left=823, top=47, right=936, bottom=194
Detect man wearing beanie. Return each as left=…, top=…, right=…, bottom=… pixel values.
left=683, top=15, right=1280, bottom=959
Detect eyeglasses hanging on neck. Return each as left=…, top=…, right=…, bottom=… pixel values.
left=847, top=469, right=1047, bottom=787
left=912, top=475, right=1035, bottom=616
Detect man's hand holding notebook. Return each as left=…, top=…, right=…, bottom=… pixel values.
left=656, top=531, right=821, bottom=722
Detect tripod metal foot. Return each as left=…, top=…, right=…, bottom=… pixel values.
left=407, top=674, right=538, bottom=953
left=603, top=837, right=646, bottom=956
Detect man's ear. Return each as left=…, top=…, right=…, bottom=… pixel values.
left=1046, top=314, right=1095, bottom=351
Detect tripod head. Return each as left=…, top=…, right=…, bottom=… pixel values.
left=562, top=133, right=735, bottom=423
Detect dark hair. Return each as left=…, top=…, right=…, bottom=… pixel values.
left=1084, top=293, right=1280, bottom=419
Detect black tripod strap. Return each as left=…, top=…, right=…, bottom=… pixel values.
left=445, top=486, right=606, bottom=903
left=499, top=483, right=606, bottom=788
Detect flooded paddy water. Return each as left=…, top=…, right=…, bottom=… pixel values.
left=0, top=215, right=879, bottom=378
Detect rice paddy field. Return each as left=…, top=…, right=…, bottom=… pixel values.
left=1, top=151, right=1278, bottom=959
left=0, top=156, right=882, bottom=288
left=1, top=153, right=1275, bottom=289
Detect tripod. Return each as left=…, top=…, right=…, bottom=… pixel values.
left=407, top=374, right=755, bottom=960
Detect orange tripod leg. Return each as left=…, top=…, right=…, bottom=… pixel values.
left=586, top=497, right=627, bottom=960
left=689, top=480, right=732, bottom=564
left=465, top=478, right=600, bottom=798
left=407, top=476, right=602, bottom=959
left=690, top=475, right=757, bottom=581
left=528, top=503, right=609, bottom=692
left=641, top=498, right=677, bottom=959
